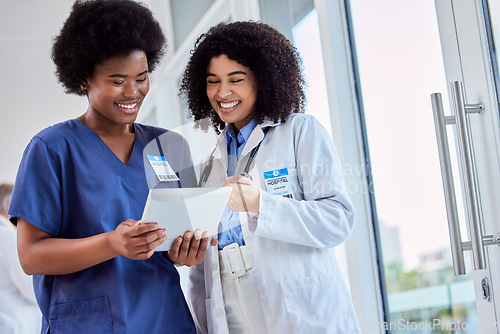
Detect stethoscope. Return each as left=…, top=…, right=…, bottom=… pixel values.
left=198, top=127, right=271, bottom=187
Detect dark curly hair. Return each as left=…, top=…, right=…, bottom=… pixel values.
left=179, top=21, right=306, bottom=134
left=52, top=0, right=166, bottom=96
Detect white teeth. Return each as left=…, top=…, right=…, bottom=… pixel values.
left=118, top=103, right=137, bottom=109
left=220, top=101, right=239, bottom=108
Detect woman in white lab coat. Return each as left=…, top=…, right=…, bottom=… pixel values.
left=179, top=21, right=360, bottom=334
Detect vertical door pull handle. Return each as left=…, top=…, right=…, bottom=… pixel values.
left=431, top=92, right=466, bottom=275
left=451, top=81, right=486, bottom=270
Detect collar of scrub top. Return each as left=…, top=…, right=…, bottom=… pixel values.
left=198, top=119, right=278, bottom=187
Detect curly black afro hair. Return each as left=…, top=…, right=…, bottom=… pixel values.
left=179, top=21, right=306, bottom=134
left=52, top=0, right=166, bottom=96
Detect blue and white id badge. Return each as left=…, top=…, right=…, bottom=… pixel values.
left=147, top=155, right=180, bottom=182
left=263, top=168, right=293, bottom=198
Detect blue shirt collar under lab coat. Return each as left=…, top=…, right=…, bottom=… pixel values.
left=225, top=119, right=258, bottom=177
left=225, top=118, right=258, bottom=151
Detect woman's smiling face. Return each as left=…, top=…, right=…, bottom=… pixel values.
left=206, top=54, right=258, bottom=131
left=84, top=49, right=149, bottom=126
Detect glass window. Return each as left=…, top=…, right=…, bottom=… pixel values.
left=170, top=0, right=215, bottom=50
left=292, top=10, right=332, bottom=137
left=292, top=8, right=350, bottom=286
left=348, top=0, right=477, bottom=330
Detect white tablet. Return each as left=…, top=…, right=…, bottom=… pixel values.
left=141, top=187, right=232, bottom=251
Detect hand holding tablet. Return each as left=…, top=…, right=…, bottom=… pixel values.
left=141, top=187, right=232, bottom=251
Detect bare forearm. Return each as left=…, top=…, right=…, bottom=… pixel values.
left=17, top=218, right=166, bottom=275
left=19, top=232, right=117, bottom=275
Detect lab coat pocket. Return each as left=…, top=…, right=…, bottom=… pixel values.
left=281, top=275, right=351, bottom=334
left=49, top=296, right=112, bottom=333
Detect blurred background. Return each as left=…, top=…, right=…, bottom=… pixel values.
left=2, top=0, right=500, bottom=332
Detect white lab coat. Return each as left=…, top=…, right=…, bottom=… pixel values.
left=0, top=215, right=42, bottom=334
left=188, top=113, right=360, bottom=334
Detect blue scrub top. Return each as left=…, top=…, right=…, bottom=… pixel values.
left=8, top=119, right=196, bottom=334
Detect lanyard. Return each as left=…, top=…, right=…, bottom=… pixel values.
left=198, top=127, right=270, bottom=187
left=155, top=136, right=181, bottom=187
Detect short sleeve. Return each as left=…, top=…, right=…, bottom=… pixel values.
left=9, top=136, right=62, bottom=236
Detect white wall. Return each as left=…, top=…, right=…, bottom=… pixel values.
left=0, top=1, right=86, bottom=184
left=0, top=0, right=217, bottom=184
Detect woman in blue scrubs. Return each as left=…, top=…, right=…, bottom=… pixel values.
left=8, top=1, right=210, bottom=333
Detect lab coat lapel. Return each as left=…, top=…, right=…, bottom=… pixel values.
left=212, top=128, right=228, bottom=170
left=211, top=121, right=279, bottom=181
left=240, top=126, right=264, bottom=158
left=239, top=119, right=278, bottom=157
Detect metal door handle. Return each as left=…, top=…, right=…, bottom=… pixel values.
left=450, top=81, right=486, bottom=270
left=431, top=80, right=486, bottom=275
left=431, top=92, right=466, bottom=275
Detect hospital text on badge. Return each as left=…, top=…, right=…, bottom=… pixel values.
left=147, top=155, right=180, bottom=182
left=263, top=168, right=293, bottom=199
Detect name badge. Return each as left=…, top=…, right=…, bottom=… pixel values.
left=263, top=168, right=293, bottom=198
left=147, top=155, right=180, bottom=182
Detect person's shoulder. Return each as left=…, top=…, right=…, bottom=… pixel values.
left=135, top=123, right=167, bottom=144
left=136, top=123, right=190, bottom=147
left=281, top=113, right=321, bottom=130
left=277, top=113, right=332, bottom=143
left=30, top=119, right=81, bottom=146
left=287, top=113, right=317, bottom=122
left=135, top=123, right=168, bottom=137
